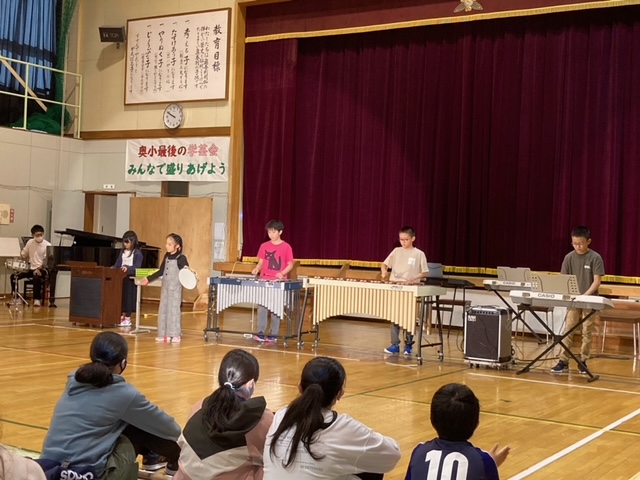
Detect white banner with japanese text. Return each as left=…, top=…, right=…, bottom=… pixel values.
left=125, top=137, right=229, bottom=182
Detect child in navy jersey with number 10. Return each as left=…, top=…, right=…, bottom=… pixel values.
left=405, top=383, right=510, bottom=480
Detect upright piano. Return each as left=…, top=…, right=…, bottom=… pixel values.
left=46, top=229, right=160, bottom=306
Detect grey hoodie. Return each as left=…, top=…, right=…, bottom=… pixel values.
left=41, top=371, right=181, bottom=479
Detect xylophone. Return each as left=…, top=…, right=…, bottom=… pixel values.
left=510, top=290, right=614, bottom=382
left=306, top=278, right=446, bottom=364
left=205, top=277, right=305, bottom=346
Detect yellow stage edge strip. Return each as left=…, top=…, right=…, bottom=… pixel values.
left=245, top=1, right=640, bottom=43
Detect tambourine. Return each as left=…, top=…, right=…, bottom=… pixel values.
left=179, top=268, right=198, bottom=289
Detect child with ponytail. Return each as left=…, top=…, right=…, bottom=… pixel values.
left=175, top=349, right=273, bottom=479
left=141, top=233, right=190, bottom=343
left=40, top=332, right=181, bottom=479
left=264, top=357, right=401, bottom=480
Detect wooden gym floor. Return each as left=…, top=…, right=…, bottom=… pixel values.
left=1, top=298, right=640, bottom=480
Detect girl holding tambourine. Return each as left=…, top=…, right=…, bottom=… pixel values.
left=140, top=233, right=193, bottom=344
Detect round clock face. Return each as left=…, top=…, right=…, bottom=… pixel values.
left=163, top=104, right=183, bottom=129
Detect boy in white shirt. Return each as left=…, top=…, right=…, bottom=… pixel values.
left=381, top=226, right=429, bottom=355
left=11, top=224, right=51, bottom=307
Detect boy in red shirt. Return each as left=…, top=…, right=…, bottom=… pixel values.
left=251, top=220, right=295, bottom=342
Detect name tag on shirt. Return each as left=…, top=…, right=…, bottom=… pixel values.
left=585, top=265, right=591, bottom=270
left=408, top=258, right=416, bottom=266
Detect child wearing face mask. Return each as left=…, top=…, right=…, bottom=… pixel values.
left=140, top=233, right=189, bottom=343
left=10, top=224, right=52, bottom=307
left=174, top=349, right=273, bottom=480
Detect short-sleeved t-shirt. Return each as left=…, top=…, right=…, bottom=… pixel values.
left=405, top=438, right=499, bottom=480
left=560, top=249, right=605, bottom=294
left=383, top=247, right=428, bottom=282
left=257, top=241, right=294, bottom=279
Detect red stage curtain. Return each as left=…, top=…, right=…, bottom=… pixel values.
left=243, top=6, right=640, bottom=275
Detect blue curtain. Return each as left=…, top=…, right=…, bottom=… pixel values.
left=0, top=0, right=58, bottom=96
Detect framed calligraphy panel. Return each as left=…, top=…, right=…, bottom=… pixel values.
left=125, top=8, right=231, bottom=104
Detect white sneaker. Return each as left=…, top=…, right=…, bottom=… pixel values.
left=33, top=299, right=41, bottom=307
left=155, top=336, right=166, bottom=342
left=169, top=336, right=181, bottom=343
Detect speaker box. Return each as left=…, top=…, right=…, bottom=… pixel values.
left=464, top=306, right=512, bottom=363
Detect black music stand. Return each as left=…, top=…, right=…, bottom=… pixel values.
left=430, top=277, right=475, bottom=337
left=515, top=305, right=599, bottom=382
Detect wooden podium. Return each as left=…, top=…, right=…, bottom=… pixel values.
left=69, top=265, right=127, bottom=327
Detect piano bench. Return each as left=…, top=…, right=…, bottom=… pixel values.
left=599, top=311, right=640, bottom=358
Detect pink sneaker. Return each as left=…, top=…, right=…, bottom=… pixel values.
left=155, top=336, right=166, bottom=342
left=118, top=317, right=132, bottom=327
left=169, top=336, right=181, bottom=343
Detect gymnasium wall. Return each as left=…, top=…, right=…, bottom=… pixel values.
left=78, top=0, right=235, bottom=133
left=1, top=1, right=235, bottom=295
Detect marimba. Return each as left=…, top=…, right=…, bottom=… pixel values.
left=307, top=278, right=446, bottom=364
left=206, top=277, right=305, bottom=346
left=510, top=290, right=614, bottom=382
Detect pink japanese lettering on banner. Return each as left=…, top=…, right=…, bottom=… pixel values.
left=125, top=137, right=230, bottom=182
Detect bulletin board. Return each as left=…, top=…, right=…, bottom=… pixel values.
left=125, top=8, right=231, bottom=104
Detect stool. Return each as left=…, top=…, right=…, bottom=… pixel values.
left=600, top=311, right=640, bottom=358
left=22, top=277, right=50, bottom=302
left=516, top=305, right=554, bottom=342
left=23, top=279, right=34, bottom=299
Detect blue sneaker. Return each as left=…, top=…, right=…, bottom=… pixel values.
left=550, top=360, right=568, bottom=373
left=384, top=344, right=400, bottom=354
left=403, top=345, right=413, bottom=355
left=253, top=332, right=265, bottom=342
left=265, top=336, right=277, bottom=343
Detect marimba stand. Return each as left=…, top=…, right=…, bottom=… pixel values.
left=516, top=305, right=599, bottom=382
left=416, top=296, right=444, bottom=365
left=299, top=282, right=319, bottom=347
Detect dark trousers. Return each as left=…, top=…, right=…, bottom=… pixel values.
left=122, top=278, right=137, bottom=316
left=122, top=424, right=180, bottom=463
left=11, top=269, right=47, bottom=301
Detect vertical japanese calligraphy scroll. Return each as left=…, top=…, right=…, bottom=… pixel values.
left=125, top=8, right=231, bottom=104
left=126, top=137, right=230, bottom=181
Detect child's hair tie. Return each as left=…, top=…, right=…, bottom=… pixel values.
left=224, top=382, right=236, bottom=390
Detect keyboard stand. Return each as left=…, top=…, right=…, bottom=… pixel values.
left=487, top=288, right=546, bottom=344
left=516, top=305, right=599, bottom=382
